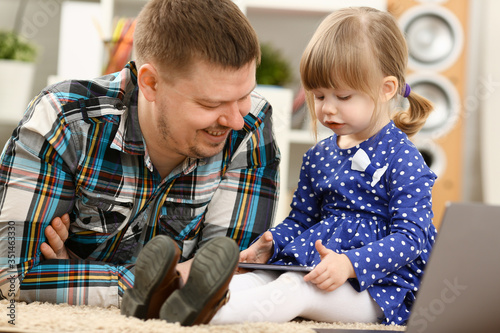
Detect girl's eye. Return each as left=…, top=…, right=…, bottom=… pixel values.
left=313, top=95, right=324, bottom=101
left=337, top=95, right=351, bottom=101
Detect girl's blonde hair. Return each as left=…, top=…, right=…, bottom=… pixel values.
left=300, top=7, right=433, bottom=138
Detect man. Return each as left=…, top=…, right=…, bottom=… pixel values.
left=0, top=0, right=279, bottom=316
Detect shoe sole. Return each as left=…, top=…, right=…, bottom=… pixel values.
left=159, top=237, right=239, bottom=326
left=121, top=235, right=180, bottom=319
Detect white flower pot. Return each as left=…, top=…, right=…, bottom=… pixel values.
left=0, top=59, right=36, bottom=125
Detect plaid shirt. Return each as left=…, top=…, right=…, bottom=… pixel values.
left=0, top=62, right=279, bottom=307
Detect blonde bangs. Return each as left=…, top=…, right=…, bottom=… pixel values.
left=300, top=10, right=380, bottom=99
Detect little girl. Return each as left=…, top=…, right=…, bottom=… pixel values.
left=210, top=7, right=436, bottom=326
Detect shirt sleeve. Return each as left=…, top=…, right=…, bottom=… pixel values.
left=200, top=94, right=280, bottom=251
left=344, top=145, right=437, bottom=291
left=0, top=93, right=133, bottom=307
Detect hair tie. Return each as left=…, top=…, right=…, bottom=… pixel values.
left=403, top=83, right=411, bottom=98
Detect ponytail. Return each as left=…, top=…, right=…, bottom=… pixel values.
left=392, top=90, right=434, bottom=138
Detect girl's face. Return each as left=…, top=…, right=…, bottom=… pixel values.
left=311, top=87, right=390, bottom=148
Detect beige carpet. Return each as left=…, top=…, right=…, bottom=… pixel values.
left=0, top=300, right=405, bottom=333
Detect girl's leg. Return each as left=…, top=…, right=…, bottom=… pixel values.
left=228, top=269, right=280, bottom=293
left=300, top=282, right=383, bottom=323
left=211, top=271, right=311, bottom=324
left=211, top=271, right=383, bottom=325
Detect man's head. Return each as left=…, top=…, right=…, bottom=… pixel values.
left=134, top=0, right=260, bottom=79
left=134, top=0, right=261, bottom=171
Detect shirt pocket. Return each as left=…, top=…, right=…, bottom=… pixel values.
left=72, top=187, right=134, bottom=236
left=67, top=187, right=135, bottom=259
left=159, top=198, right=210, bottom=242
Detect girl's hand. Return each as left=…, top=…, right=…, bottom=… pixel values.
left=304, top=240, right=356, bottom=292
left=239, top=231, right=274, bottom=264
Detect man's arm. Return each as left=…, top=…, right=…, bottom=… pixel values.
left=200, top=93, right=280, bottom=250
left=0, top=92, right=136, bottom=307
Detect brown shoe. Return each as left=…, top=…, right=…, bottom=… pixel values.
left=121, top=235, right=181, bottom=319
left=159, top=237, right=239, bottom=326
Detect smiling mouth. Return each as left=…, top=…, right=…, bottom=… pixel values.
left=206, top=129, right=227, bottom=136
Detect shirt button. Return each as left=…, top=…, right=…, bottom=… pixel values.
left=115, top=102, right=125, bottom=110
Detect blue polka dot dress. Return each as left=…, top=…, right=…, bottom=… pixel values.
left=268, top=121, right=437, bottom=325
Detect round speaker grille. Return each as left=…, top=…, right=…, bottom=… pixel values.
left=399, top=5, right=463, bottom=71
left=401, top=73, right=460, bottom=138
left=415, top=139, right=446, bottom=177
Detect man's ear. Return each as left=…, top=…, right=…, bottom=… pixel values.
left=137, top=64, right=159, bottom=102
left=381, top=76, right=398, bottom=102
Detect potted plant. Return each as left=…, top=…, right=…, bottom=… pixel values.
left=0, top=28, right=38, bottom=124
left=0, top=31, right=37, bottom=63
left=254, top=42, right=294, bottom=135
left=256, top=42, right=293, bottom=87
left=254, top=43, right=295, bottom=222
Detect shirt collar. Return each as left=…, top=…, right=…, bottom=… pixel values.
left=112, top=61, right=208, bottom=176
left=110, top=61, right=145, bottom=155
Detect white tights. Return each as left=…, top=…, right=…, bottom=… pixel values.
left=210, top=270, right=383, bottom=325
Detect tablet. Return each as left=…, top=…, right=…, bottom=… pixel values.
left=238, top=262, right=314, bottom=272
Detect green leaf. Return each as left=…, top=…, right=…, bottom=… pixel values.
left=256, top=43, right=293, bottom=87
left=0, top=30, right=37, bottom=62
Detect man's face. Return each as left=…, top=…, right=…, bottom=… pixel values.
left=152, top=60, right=256, bottom=161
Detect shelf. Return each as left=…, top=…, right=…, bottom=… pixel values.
left=236, top=0, right=386, bottom=14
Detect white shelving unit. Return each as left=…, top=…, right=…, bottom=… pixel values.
left=235, top=0, right=386, bottom=14
left=94, top=0, right=387, bottom=225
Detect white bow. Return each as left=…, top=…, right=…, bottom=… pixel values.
left=351, top=148, right=388, bottom=187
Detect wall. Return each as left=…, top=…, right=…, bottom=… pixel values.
left=0, top=0, right=64, bottom=146
left=479, top=0, right=500, bottom=204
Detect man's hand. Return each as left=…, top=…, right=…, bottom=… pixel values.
left=239, top=230, right=274, bottom=264
left=41, top=214, right=70, bottom=260
left=176, top=259, right=192, bottom=284
left=304, top=240, right=356, bottom=292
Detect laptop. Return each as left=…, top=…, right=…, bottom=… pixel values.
left=314, top=202, right=500, bottom=333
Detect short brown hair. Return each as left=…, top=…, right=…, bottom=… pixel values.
left=300, top=7, right=433, bottom=137
left=134, top=0, right=260, bottom=76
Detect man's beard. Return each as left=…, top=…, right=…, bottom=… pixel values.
left=157, top=112, right=227, bottom=160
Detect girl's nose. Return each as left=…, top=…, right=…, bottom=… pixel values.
left=322, top=100, right=338, bottom=115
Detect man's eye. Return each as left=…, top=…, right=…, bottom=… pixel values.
left=201, top=104, right=220, bottom=109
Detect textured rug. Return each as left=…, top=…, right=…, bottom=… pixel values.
left=0, top=300, right=405, bottom=333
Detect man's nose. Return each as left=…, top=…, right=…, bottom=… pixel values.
left=218, top=102, right=246, bottom=130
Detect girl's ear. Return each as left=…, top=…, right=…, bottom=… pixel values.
left=381, top=76, right=398, bottom=102
left=137, top=64, right=159, bottom=102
